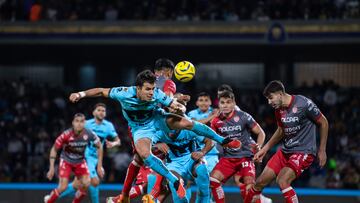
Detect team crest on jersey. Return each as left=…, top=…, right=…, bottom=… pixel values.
left=292, top=106, right=297, bottom=113
left=234, top=116, right=240, bottom=122
left=83, top=135, right=88, bottom=140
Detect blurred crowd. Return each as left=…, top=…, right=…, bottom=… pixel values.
left=0, top=78, right=359, bottom=190
left=0, top=0, right=359, bottom=22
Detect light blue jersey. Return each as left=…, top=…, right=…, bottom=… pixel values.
left=188, top=107, right=219, bottom=173
left=187, top=107, right=213, bottom=121
left=85, top=118, right=117, bottom=178
left=153, top=129, right=200, bottom=181
left=109, top=86, right=173, bottom=143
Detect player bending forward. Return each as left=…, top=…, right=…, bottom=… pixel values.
left=245, top=80, right=329, bottom=203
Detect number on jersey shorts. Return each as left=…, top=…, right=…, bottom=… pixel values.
left=59, top=159, right=89, bottom=178
left=267, top=149, right=315, bottom=177
left=213, top=157, right=255, bottom=183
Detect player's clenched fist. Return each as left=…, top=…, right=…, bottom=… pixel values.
left=69, top=93, right=81, bottom=103
left=253, top=148, right=267, bottom=163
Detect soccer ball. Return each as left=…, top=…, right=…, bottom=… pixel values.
left=174, top=61, right=196, bottom=82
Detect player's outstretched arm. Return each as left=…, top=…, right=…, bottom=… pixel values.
left=254, top=127, right=284, bottom=162
left=47, top=145, right=58, bottom=180
left=69, top=88, right=111, bottom=103
left=95, top=140, right=105, bottom=178
left=316, top=114, right=329, bottom=168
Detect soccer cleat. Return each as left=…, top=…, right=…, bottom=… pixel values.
left=44, top=195, right=50, bottom=203
left=222, top=138, right=241, bottom=149
left=173, top=179, right=186, bottom=199
left=106, top=194, right=130, bottom=203
left=142, top=194, right=155, bottom=203
left=260, top=194, right=273, bottom=203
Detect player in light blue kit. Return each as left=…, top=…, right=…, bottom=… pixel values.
left=148, top=127, right=214, bottom=203
left=188, top=92, right=220, bottom=173
left=69, top=70, right=241, bottom=199
left=59, top=103, right=121, bottom=203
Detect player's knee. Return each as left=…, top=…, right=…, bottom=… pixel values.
left=91, top=178, right=100, bottom=187
left=80, top=177, right=91, bottom=189
left=181, top=118, right=193, bottom=129
left=58, top=184, right=68, bottom=193
left=137, top=149, right=151, bottom=159
left=254, top=176, right=267, bottom=189
left=276, top=177, right=290, bottom=190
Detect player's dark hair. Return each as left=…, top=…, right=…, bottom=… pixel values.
left=94, top=103, right=106, bottom=110
left=154, top=58, right=175, bottom=70
left=197, top=92, right=210, bottom=99
left=218, top=91, right=235, bottom=100
left=217, top=84, right=233, bottom=93
left=73, top=113, right=85, bottom=119
left=136, top=70, right=157, bottom=87
left=263, top=80, right=285, bottom=97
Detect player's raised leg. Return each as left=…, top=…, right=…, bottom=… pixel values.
left=136, top=137, right=186, bottom=199
left=165, top=115, right=240, bottom=148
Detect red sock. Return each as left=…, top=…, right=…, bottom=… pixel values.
left=239, top=183, right=247, bottom=200
left=47, top=189, right=60, bottom=203
left=129, top=184, right=144, bottom=199
left=244, top=187, right=261, bottom=203
left=72, top=189, right=86, bottom=203
left=122, top=160, right=141, bottom=196
left=210, top=178, right=225, bottom=203
left=151, top=174, right=164, bottom=199
left=282, top=187, right=298, bottom=203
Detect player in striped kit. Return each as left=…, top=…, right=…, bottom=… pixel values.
left=209, top=91, right=267, bottom=203
left=245, top=80, right=329, bottom=203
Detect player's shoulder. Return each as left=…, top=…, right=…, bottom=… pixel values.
left=84, top=127, right=96, bottom=136
left=187, top=109, right=198, bottom=116
left=103, top=119, right=115, bottom=127
left=111, top=86, right=136, bottom=97
left=86, top=118, right=95, bottom=124
left=295, top=94, right=314, bottom=106
left=211, top=115, right=223, bottom=126
left=61, top=128, right=73, bottom=138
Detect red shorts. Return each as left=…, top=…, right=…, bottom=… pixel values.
left=135, top=166, right=153, bottom=185
left=59, top=159, right=89, bottom=179
left=213, top=157, right=255, bottom=183
left=267, top=149, right=315, bottom=177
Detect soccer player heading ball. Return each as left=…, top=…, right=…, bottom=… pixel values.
left=245, top=80, right=329, bottom=203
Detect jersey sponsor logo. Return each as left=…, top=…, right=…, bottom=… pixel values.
left=233, top=116, right=240, bottom=122
left=281, top=117, right=299, bottom=123
left=219, top=125, right=242, bottom=132
left=83, top=135, right=88, bottom=140
left=284, top=125, right=301, bottom=134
